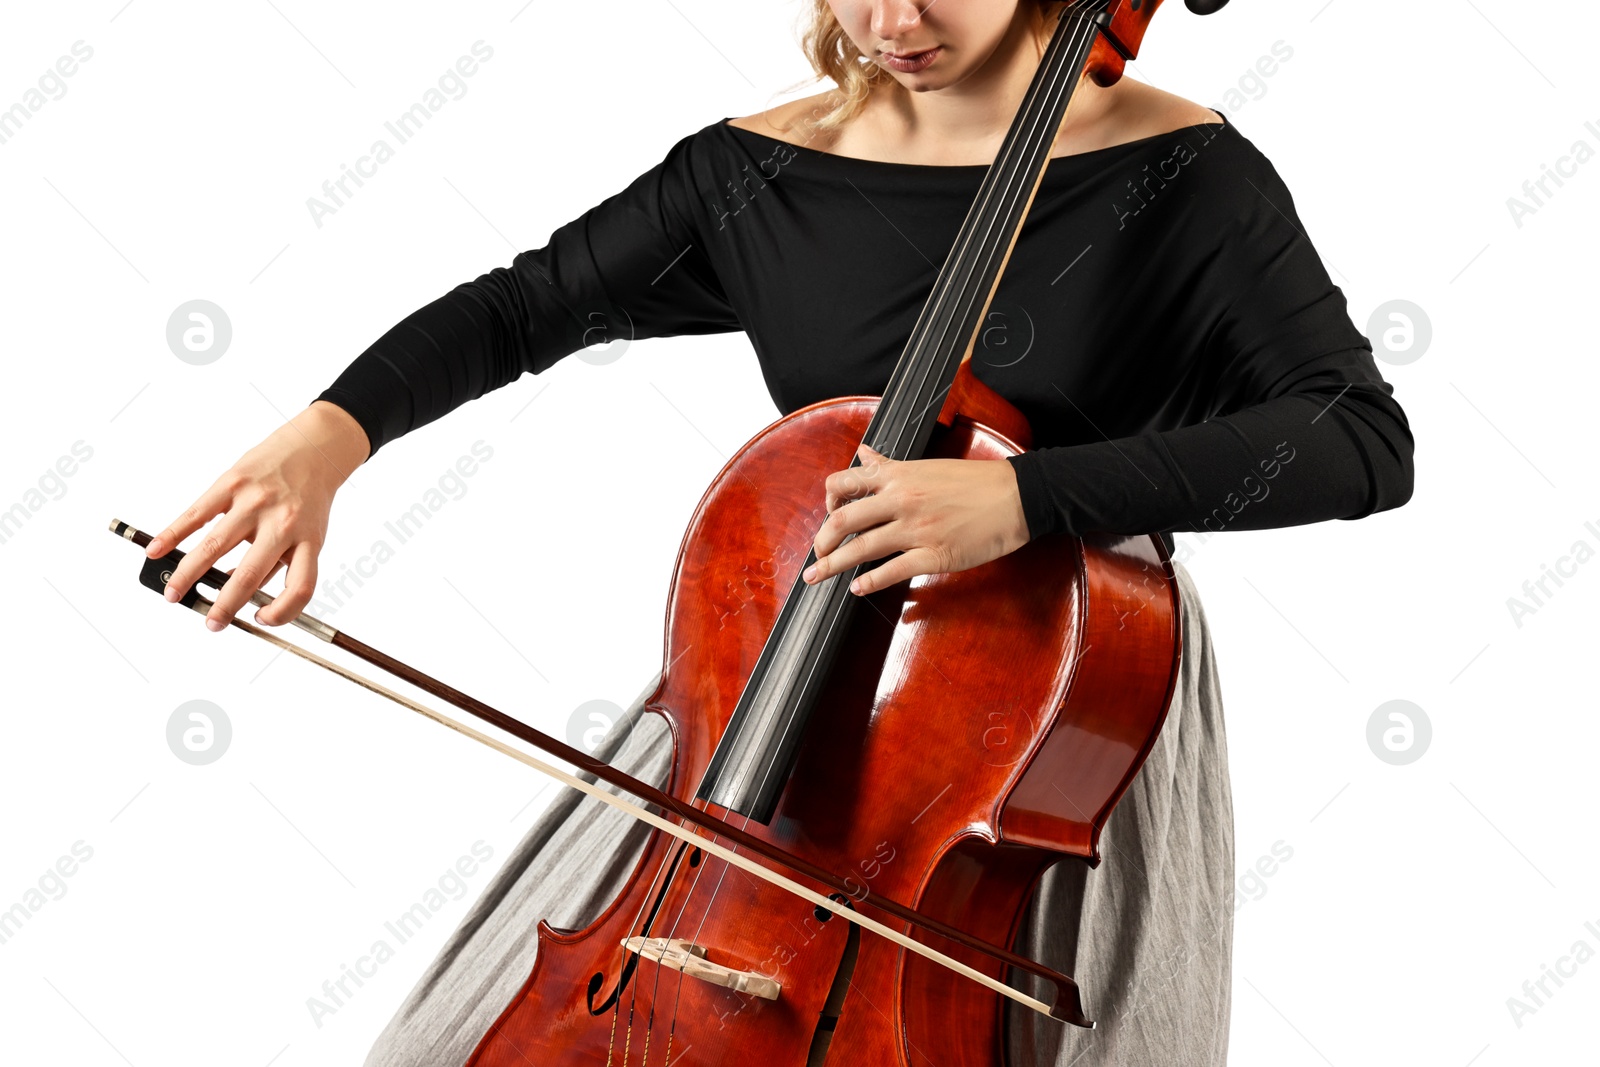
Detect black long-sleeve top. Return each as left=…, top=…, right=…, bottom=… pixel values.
left=318, top=114, right=1414, bottom=552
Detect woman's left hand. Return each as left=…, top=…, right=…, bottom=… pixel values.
left=803, top=443, right=1032, bottom=596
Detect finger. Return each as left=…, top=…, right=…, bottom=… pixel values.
left=221, top=558, right=286, bottom=587
left=257, top=541, right=320, bottom=626
left=147, top=480, right=234, bottom=558
left=806, top=523, right=904, bottom=585
left=205, top=535, right=288, bottom=631
left=812, top=493, right=896, bottom=559
left=850, top=547, right=938, bottom=597
left=825, top=452, right=887, bottom=513
left=824, top=471, right=872, bottom=514
left=209, top=558, right=287, bottom=619
left=162, top=515, right=252, bottom=604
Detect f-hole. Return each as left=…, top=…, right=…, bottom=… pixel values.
left=806, top=894, right=860, bottom=1066
left=586, top=841, right=694, bottom=1015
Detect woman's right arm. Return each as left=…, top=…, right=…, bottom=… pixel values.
left=150, top=123, right=739, bottom=632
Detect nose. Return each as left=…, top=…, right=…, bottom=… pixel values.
left=869, top=0, right=924, bottom=44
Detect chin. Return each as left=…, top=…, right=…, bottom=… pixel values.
left=885, top=67, right=964, bottom=93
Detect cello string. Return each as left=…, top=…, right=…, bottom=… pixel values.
left=636, top=811, right=728, bottom=1055
left=660, top=815, right=740, bottom=1048
left=624, top=883, right=644, bottom=1064
left=685, top=0, right=1093, bottom=918
left=873, top=0, right=1090, bottom=467
left=651, top=10, right=1102, bottom=1040
left=883, top=2, right=1096, bottom=466
left=737, top=8, right=1100, bottom=813
left=639, top=12, right=1106, bottom=1050
left=710, top=4, right=1097, bottom=824
left=870, top=0, right=1087, bottom=462
left=613, top=823, right=698, bottom=1058
left=704, top=2, right=1092, bottom=818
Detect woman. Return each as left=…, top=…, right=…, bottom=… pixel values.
left=149, top=1, right=1414, bottom=1063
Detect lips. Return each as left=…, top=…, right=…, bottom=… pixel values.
left=879, top=46, right=942, bottom=74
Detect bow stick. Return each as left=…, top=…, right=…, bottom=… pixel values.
left=110, top=519, right=1092, bottom=1026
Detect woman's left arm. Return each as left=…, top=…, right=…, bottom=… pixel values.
left=808, top=153, right=1415, bottom=595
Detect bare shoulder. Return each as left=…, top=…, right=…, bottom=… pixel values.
left=1058, top=77, right=1220, bottom=155
left=1104, top=78, right=1222, bottom=138
left=727, top=92, right=842, bottom=151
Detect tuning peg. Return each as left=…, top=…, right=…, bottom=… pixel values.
left=1185, top=0, right=1230, bottom=12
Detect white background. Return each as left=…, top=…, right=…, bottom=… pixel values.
left=1, top=1, right=1595, bottom=1065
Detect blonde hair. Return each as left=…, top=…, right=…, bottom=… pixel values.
left=796, top=0, right=1056, bottom=133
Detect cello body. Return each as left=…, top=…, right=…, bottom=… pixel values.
left=465, top=386, right=1181, bottom=1066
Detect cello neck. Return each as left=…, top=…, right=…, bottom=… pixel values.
left=863, top=0, right=1109, bottom=466
left=695, top=3, right=1115, bottom=822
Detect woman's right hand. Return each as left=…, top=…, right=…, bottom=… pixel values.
left=146, top=400, right=371, bottom=632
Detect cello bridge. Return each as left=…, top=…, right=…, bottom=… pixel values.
left=620, top=937, right=782, bottom=1001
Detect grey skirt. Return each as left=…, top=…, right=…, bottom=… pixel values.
left=364, top=559, right=1233, bottom=1066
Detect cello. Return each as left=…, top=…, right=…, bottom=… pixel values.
left=116, top=0, right=1229, bottom=1062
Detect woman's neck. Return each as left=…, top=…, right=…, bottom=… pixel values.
left=835, top=9, right=1117, bottom=167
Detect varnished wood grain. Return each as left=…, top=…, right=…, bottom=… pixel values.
left=464, top=394, right=1179, bottom=1065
